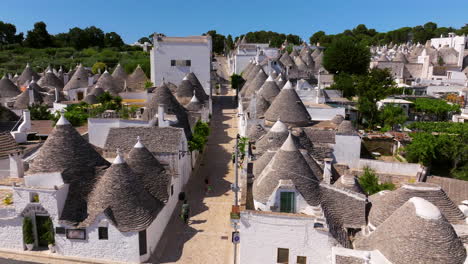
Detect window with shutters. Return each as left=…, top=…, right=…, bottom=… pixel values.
left=277, top=248, right=289, bottom=263
left=297, top=256, right=307, bottom=264
left=280, top=192, right=295, bottom=213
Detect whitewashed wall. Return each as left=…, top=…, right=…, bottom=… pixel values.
left=357, top=159, right=423, bottom=176
left=240, top=211, right=337, bottom=264
left=307, top=107, right=346, bottom=121
left=0, top=206, right=23, bottom=250
left=151, top=41, right=211, bottom=96
left=333, top=134, right=361, bottom=168
left=88, top=118, right=150, bottom=148
left=56, top=214, right=140, bottom=263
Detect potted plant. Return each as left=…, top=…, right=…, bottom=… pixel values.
left=42, top=218, right=55, bottom=253
left=22, top=217, right=34, bottom=250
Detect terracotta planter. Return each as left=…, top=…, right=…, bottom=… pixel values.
left=25, top=243, right=33, bottom=251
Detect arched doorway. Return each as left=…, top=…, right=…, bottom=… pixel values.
left=21, top=204, right=54, bottom=250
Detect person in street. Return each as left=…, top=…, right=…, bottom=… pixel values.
left=205, top=178, right=212, bottom=194
left=181, top=200, right=190, bottom=224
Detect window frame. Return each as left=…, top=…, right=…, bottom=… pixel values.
left=280, top=191, right=295, bottom=213
left=277, top=248, right=289, bottom=264
left=98, top=227, right=108, bottom=240
left=296, top=256, right=307, bottom=264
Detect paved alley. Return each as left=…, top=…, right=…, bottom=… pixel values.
left=152, top=88, right=238, bottom=264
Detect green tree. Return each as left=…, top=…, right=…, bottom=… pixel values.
left=22, top=217, right=34, bottom=245
left=405, top=132, right=439, bottom=166
left=0, top=21, right=23, bottom=45
left=92, top=62, right=107, bottom=74
left=206, top=30, right=226, bottom=54
left=226, top=34, right=234, bottom=50
left=138, top=37, right=151, bottom=44
left=104, top=32, right=124, bottom=48
left=379, top=104, right=407, bottom=131
left=323, top=36, right=370, bottom=75
left=188, top=121, right=210, bottom=152
left=329, top=73, right=355, bottom=98
left=28, top=104, right=52, bottom=120
left=355, top=68, right=398, bottom=128
left=230, top=74, right=245, bottom=91
left=358, top=167, right=395, bottom=195
left=413, top=98, right=460, bottom=121
left=24, top=21, right=52, bottom=48
left=309, top=31, right=326, bottom=45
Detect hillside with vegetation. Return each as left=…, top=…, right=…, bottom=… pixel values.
left=0, top=21, right=150, bottom=76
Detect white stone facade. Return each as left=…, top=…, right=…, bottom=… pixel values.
left=239, top=210, right=338, bottom=264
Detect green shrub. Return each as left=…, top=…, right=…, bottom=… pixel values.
left=23, top=217, right=34, bottom=244
left=28, top=104, right=52, bottom=120
left=358, top=167, right=395, bottom=195
left=188, top=121, right=210, bottom=152
left=92, top=62, right=106, bottom=74
left=41, top=218, right=55, bottom=245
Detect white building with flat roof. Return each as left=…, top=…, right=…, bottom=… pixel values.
left=150, top=34, right=212, bottom=97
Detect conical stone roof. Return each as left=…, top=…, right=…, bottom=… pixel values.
left=176, top=77, right=195, bottom=104
left=243, top=69, right=267, bottom=98
left=290, top=49, right=299, bottom=57
left=17, top=63, right=40, bottom=86
left=245, top=63, right=262, bottom=81
left=253, top=133, right=321, bottom=205
left=185, top=94, right=203, bottom=112
left=255, top=120, right=288, bottom=154
left=311, top=48, right=322, bottom=59
left=247, top=124, right=266, bottom=143
left=127, top=138, right=170, bottom=203
left=241, top=61, right=254, bottom=79
left=95, top=71, right=121, bottom=95
left=331, top=114, right=345, bottom=125
left=253, top=150, right=276, bottom=177
left=264, top=81, right=312, bottom=127
left=13, top=87, right=44, bottom=109
left=0, top=75, right=21, bottom=98
left=63, top=65, right=90, bottom=91
left=84, top=152, right=163, bottom=232
left=258, top=76, right=280, bottom=103
left=369, top=183, right=466, bottom=227
left=28, top=115, right=110, bottom=224
left=392, top=52, right=408, bottom=63
left=83, top=94, right=98, bottom=104
left=276, top=77, right=286, bottom=89
left=111, top=63, right=128, bottom=89
left=37, top=70, right=64, bottom=91
left=378, top=54, right=389, bottom=62
left=301, top=51, right=315, bottom=68
left=254, top=94, right=270, bottom=118
left=294, top=56, right=308, bottom=71
left=355, top=197, right=466, bottom=264
left=145, top=84, right=192, bottom=138
left=127, top=65, right=148, bottom=91
left=186, top=72, right=208, bottom=102
left=279, top=52, right=295, bottom=66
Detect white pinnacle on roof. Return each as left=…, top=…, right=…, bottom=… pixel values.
left=183, top=76, right=188, bottom=81
left=113, top=149, right=125, bottom=164
left=56, top=113, right=71, bottom=126
left=266, top=75, right=274, bottom=82
left=190, top=94, right=199, bottom=103
left=270, top=119, right=288, bottom=133
left=104, top=69, right=109, bottom=74
left=134, top=136, right=145, bottom=148
left=282, top=81, right=293, bottom=90
left=280, top=132, right=296, bottom=152
left=409, top=197, right=442, bottom=220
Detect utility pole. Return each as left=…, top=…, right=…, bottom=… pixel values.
left=232, top=134, right=240, bottom=264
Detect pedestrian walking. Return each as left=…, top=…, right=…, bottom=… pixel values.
left=204, top=178, right=212, bottom=194
left=181, top=200, right=190, bottom=224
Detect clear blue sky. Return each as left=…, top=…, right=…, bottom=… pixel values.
left=2, top=0, right=467, bottom=44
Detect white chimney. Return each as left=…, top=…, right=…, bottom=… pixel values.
left=9, top=152, right=24, bottom=178
left=88, top=76, right=94, bottom=86
left=18, top=110, right=31, bottom=133
left=323, top=158, right=333, bottom=184
left=55, top=87, right=59, bottom=103
left=28, top=88, right=34, bottom=106
left=158, top=104, right=167, bottom=127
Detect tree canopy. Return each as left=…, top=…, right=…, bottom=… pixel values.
left=355, top=68, right=398, bottom=128
left=323, top=36, right=370, bottom=75
left=237, top=31, right=302, bottom=48
left=309, top=22, right=466, bottom=46
left=24, top=22, right=52, bottom=48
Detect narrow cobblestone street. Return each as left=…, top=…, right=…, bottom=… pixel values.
left=152, top=87, right=238, bottom=264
